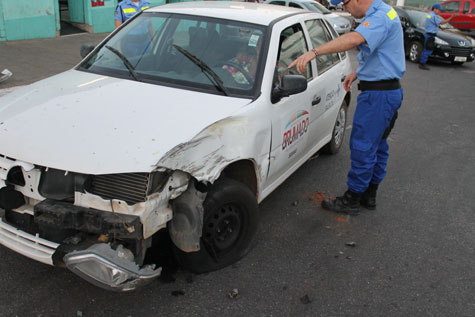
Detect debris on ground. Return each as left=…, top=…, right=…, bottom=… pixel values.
left=77, top=311, right=83, bottom=317
left=292, top=200, right=299, bottom=206
left=345, top=241, right=356, bottom=247
left=300, top=294, right=311, bottom=304
left=336, top=216, right=348, bottom=222
left=228, top=288, right=239, bottom=299
left=308, top=192, right=330, bottom=205
left=346, top=256, right=353, bottom=260
left=171, top=290, right=185, bottom=296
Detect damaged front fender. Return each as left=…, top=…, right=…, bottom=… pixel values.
left=169, top=179, right=207, bottom=252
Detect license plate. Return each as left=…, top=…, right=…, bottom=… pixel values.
left=454, top=56, right=467, bottom=62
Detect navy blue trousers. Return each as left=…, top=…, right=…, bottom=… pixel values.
left=347, top=88, right=403, bottom=193
left=420, top=34, right=433, bottom=65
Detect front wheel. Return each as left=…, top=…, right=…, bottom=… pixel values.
left=323, top=100, right=347, bottom=154
left=409, top=41, right=422, bottom=63
left=173, top=178, right=259, bottom=273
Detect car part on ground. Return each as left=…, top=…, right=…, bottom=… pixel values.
left=0, top=69, right=12, bottom=83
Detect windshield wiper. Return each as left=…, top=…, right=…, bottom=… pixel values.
left=105, top=45, right=140, bottom=82
left=173, top=44, right=229, bottom=96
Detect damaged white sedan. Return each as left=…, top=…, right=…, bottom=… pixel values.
left=0, top=2, right=351, bottom=291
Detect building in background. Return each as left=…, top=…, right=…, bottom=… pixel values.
left=0, top=0, right=204, bottom=41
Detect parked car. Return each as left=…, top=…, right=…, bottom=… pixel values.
left=0, top=2, right=352, bottom=291
left=264, top=0, right=351, bottom=34
left=440, top=0, right=475, bottom=30
left=394, top=6, right=475, bottom=65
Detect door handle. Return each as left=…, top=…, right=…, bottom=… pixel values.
left=312, top=96, right=321, bottom=106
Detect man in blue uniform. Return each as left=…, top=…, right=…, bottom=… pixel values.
left=289, top=0, right=405, bottom=214
left=115, top=0, right=150, bottom=29
left=419, top=4, right=458, bottom=70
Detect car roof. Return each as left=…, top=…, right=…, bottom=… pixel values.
left=396, top=6, right=429, bottom=13
left=147, top=2, right=308, bottom=26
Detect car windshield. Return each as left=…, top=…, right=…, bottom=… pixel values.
left=304, top=1, right=332, bottom=14
left=406, top=10, right=454, bottom=30
left=79, top=12, right=267, bottom=98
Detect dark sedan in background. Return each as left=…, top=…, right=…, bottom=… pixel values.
left=394, top=6, right=475, bottom=65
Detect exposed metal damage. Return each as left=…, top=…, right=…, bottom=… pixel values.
left=0, top=153, right=213, bottom=291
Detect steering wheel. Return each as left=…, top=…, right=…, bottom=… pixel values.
left=214, top=61, right=254, bottom=85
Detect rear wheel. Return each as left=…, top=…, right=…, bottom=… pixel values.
left=409, top=41, right=422, bottom=63
left=323, top=100, right=347, bottom=154
left=173, top=178, right=259, bottom=273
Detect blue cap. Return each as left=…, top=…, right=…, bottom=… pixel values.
left=432, top=3, right=442, bottom=10
left=330, top=0, right=343, bottom=5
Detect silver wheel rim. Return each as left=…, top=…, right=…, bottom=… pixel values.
left=410, top=44, right=419, bottom=62
left=334, top=107, right=346, bottom=146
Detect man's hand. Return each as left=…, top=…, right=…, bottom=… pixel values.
left=343, top=70, right=357, bottom=92
left=288, top=51, right=315, bottom=74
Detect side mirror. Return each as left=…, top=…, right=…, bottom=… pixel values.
left=271, top=74, right=307, bottom=103
left=80, top=44, right=95, bottom=58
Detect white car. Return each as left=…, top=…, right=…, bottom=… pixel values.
left=264, top=0, right=351, bottom=34
left=0, top=2, right=351, bottom=291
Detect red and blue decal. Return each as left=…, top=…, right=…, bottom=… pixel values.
left=282, top=110, right=310, bottom=150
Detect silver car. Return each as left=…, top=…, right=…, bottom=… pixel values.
left=264, top=0, right=351, bottom=34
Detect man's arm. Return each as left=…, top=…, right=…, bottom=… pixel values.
left=289, top=31, right=366, bottom=74
left=440, top=13, right=459, bottom=25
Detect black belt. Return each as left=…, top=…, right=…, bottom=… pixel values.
left=358, top=79, right=401, bottom=91
left=426, top=32, right=436, bottom=36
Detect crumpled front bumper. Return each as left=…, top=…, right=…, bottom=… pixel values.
left=0, top=217, right=161, bottom=291
left=0, top=217, right=59, bottom=265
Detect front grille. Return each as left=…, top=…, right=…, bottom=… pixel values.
left=89, top=173, right=150, bottom=205
left=450, top=47, right=471, bottom=57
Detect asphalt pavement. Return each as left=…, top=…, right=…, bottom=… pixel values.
left=0, top=32, right=110, bottom=91
left=0, top=32, right=475, bottom=316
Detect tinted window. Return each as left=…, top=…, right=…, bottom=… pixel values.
left=306, top=1, right=331, bottom=14
left=305, top=19, right=339, bottom=75
left=276, top=24, right=312, bottom=83
left=324, top=19, right=346, bottom=59
left=441, top=1, right=461, bottom=12
left=269, top=1, right=286, bottom=5
left=463, top=1, right=470, bottom=13
left=289, top=2, right=304, bottom=9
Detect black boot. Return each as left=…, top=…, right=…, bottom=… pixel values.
left=321, top=190, right=361, bottom=214
left=360, top=183, right=378, bottom=210
left=418, top=63, right=429, bottom=70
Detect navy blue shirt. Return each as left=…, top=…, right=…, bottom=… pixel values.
left=355, top=0, right=405, bottom=81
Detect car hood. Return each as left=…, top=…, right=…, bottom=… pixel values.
left=437, top=28, right=474, bottom=47
left=0, top=70, right=251, bottom=174
left=411, top=24, right=473, bottom=46
left=325, top=13, right=349, bottom=26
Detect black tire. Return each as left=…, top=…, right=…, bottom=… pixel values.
left=323, top=100, right=348, bottom=154
left=409, top=41, right=422, bottom=63
left=173, top=178, right=259, bottom=273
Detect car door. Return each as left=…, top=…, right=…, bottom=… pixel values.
left=266, top=21, right=316, bottom=186
left=303, top=18, right=346, bottom=142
